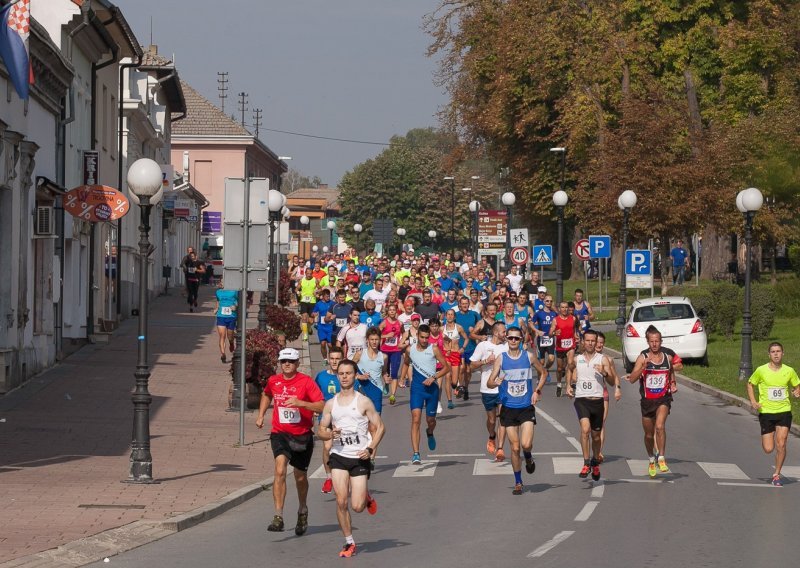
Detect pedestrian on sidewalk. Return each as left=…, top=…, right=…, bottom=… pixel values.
left=183, top=251, right=204, bottom=311
left=256, top=348, right=325, bottom=535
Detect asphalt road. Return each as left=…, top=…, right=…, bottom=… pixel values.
left=90, top=352, right=799, bottom=568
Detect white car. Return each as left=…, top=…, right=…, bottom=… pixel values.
left=621, top=296, right=708, bottom=372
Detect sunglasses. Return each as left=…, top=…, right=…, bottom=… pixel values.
left=507, top=336, right=522, bottom=341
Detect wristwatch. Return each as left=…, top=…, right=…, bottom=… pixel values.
left=366, top=447, right=374, bottom=455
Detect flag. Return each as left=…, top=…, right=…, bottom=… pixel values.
left=0, top=0, right=33, bottom=100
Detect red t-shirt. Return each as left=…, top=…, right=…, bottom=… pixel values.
left=554, top=315, right=578, bottom=352
left=264, top=372, right=323, bottom=435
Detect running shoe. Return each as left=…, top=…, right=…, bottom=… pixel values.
left=339, top=543, right=357, bottom=558
left=447, top=400, right=455, bottom=410
left=437, top=402, right=443, bottom=415
left=412, top=452, right=422, bottom=465
left=389, top=395, right=396, bottom=405
left=591, top=464, right=601, bottom=481
left=579, top=464, right=591, bottom=478
left=383, top=384, right=390, bottom=395
left=295, top=511, right=309, bottom=536
left=366, top=494, right=378, bottom=515
left=545, top=372, right=552, bottom=384
left=321, top=478, right=333, bottom=494
left=648, top=461, right=657, bottom=478
left=525, top=458, right=536, bottom=475
left=303, top=334, right=308, bottom=342
left=426, top=429, right=437, bottom=451
left=455, top=386, right=464, bottom=399
left=556, top=384, right=563, bottom=398
left=512, top=483, right=523, bottom=495
left=463, top=388, right=470, bottom=401
left=495, top=449, right=505, bottom=462
left=220, top=354, right=227, bottom=364
left=771, top=475, right=783, bottom=487
left=657, top=456, right=670, bottom=473
left=487, top=437, right=497, bottom=455
left=267, top=515, right=284, bottom=532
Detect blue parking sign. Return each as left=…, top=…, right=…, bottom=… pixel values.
left=588, top=235, right=611, bottom=259
left=625, top=249, right=651, bottom=275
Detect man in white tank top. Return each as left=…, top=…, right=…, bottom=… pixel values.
left=566, top=330, right=614, bottom=481
left=318, top=359, right=385, bottom=558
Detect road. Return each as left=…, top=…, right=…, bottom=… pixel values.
left=90, top=353, right=799, bottom=568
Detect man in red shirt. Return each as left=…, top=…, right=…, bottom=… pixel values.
left=257, top=348, right=325, bottom=535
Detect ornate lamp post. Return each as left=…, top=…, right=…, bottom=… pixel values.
left=327, top=220, right=336, bottom=254
left=444, top=176, right=455, bottom=258
left=469, top=200, right=481, bottom=260
left=615, top=190, right=637, bottom=336
left=125, top=158, right=164, bottom=483
left=553, top=190, right=569, bottom=305
left=353, top=223, right=363, bottom=256
left=736, top=187, right=764, bottom=380
left=396, top=227, right=406, bottom=254
left=501, top=192, right=516, bottom=272
left=428, top=230, right=437, bottom=250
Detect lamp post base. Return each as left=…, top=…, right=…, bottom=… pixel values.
left=124, top=461, right=158, bottom=484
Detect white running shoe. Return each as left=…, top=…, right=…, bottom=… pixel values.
left=437, top=401, right=443, bottom=415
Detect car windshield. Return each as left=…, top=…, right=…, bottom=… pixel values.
left=633, top=303, right=694, bottom=322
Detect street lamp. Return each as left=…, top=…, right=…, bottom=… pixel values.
left=327, top=220, right=336, bottom=253
left=299, top=215, right=310, bottom=261
left=501, top=192, right=516, bottom=271
left=553, top=190, right=569, bottom=305
left=736, top=187, right=764, bottom=380
left=469, top=200, right=481, bottom=259
left=353, top=223, right=363, bottom=256
left=125, top=157, right=164, bottom=483
left=397, top=227, right=406, bottom=254
left=615, top=190, right=637, bottom=336
left=266, top=190, right=286, bottom=306
left=428, top=229, right=437, bottom=250
left=444, top=176, right=455, bottom=258
left=322, top=246, right=329, bottom=254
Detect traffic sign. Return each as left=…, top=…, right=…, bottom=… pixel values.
left=510, top=247, right=529, bottom=266
left=626, top=249, right=653, bottom=289
left=574, top=238, right=590, bottom=261
left=532, top=245, right=553, bottom=266
left=478, top=210, right=508, bottom=249
left=589, top=235, right=611, bottom=259
left=510, top=228, right=529, bottom=248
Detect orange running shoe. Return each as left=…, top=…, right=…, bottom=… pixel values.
left=579, top=464, right=591, bottom=478
left=366, top=494, right=378, bottom=515
left=486, top=437, right=497, bottom=455
left=495, top=449, right=506, bottom=462
left=339, top=543, right=356, bottom=558
left=321, top=477, right=333, bottom=494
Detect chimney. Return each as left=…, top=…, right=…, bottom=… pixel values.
left=147, top=44, right=158, bottom=56
left=319, top=183, right=328, bottom=189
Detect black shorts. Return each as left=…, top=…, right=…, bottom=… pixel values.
left=640, top=397, right=672, bottom=419
left=270, top=432, right=314, bottom=472
left=299, top=302, right=315, bottom=315
left=328, top=452, right=372, bottom=478
left=537, top=341, right=555, bottom=358
left=499, top=405, right=537, bottom=427
left=574, top=398, right=605, bottom=431
left=759, top=411, right=793, bottom=435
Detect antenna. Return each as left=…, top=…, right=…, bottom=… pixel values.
left=237, top=92, right=248, bottom=127
left=217, top=72, right=228, bottom=112
left=149, top=16, right=153, bottom=46
left=253, top=108, right=262, bottom=138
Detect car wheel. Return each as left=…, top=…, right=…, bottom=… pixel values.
left=623, top=354, right=634, bottom=373
left=700, top=353, right=709, bottom=367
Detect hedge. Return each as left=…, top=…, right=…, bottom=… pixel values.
left=750, top=283, right=777, bottom=340
left=265, top=304, right=302, bottom=341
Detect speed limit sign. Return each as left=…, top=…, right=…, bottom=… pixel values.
left=510, top=247, right=529, bottom=266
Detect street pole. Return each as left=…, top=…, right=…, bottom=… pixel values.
left=268, top=216, right=276, bottom=304
left=615, top=207, right=630, bottom=337
left=556, top=205, right=564, bottom=306
left=738, top=211, right=754, bottom=380
left=449, top=178, right=456, bottom=259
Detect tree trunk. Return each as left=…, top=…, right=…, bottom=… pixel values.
left=699, top=226, right=733, bottom=280
left=569, top=225, right=583, bottom=280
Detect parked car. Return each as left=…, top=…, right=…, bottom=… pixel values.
left=621, top=296, right=708, bottom=372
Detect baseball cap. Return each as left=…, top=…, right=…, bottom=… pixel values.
left=411, top=313, right=421, bottom=321
left=278, top=348, right=300, bottom=361
left=539, top=286, right=548, bottom=293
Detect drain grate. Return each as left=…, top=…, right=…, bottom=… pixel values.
left=78, top=504, right=146, bottom=509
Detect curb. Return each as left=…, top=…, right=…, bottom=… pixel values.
left=0, top=477, right=274, bottom=568
left=605, top=347, right=800, bottom=438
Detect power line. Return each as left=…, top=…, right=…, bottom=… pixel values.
left=259, top=126, right=390, bottom=146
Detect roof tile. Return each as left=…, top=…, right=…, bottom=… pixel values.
left=173, top=80, right=251, bottom=137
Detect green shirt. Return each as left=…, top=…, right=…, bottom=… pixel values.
left=749, top=363, right=800, bottom=414
left=299, top=278, right=318, bottom=304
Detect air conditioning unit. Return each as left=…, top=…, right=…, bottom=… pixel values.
left=35, top=205, right=55, bottom=236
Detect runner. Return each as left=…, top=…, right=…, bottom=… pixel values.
left=532, top=295, right=558, bottom=383
left=326, top=289, right=353, bottom=349
left=183, top=251, right=205, bottom=312
left=398, top=298, right=417, bottom=333
left=353, top=328, right=388, bottom=415
left=442, top=308, right=468, bottom=405
left=595, top=330, right=622, bottom=463
left=470, top=321, right=509, bottom=461
left=626, top=325, right=682, bottom=477
left=566, top=331, right=615, bottom=481
left=317, top=359, right=385, bottom=558
left=470, top=303, right=499, bottom=347
left=363, top=277, right=389, bottom=314
left=746, top=342, right=800, bottom=486
left=337, top=309, right=368, bottom=360
left=455, top=296, right=480, bottom=401
left=214, top=280, right=237, bottom=363
left=486, top=327, right=547, bottom=494
left=573, top=288, right=594, bottom=336
left=256, top=348, right=325, bottom=535
left=416, top=289, right=441, bottom=325
left=550, top=301, right=579, bottom=397
left=314, top=348, right=344, bottom=494
left=312, top=289, right=335, bottom=359
left=398, top=324, right=450, bottom=464
left=298, top=269, right=319, bottom=342
left=380, top=304, right=404, bottom=405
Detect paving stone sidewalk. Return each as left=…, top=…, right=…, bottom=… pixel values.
left=0, top=288, right=309, bottom=566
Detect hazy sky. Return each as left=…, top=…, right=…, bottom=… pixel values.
left=114, top=0, right=448, bottom=186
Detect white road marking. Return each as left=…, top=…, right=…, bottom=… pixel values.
left=565, top=437, right=582, bottom=451
left=536, top=408, right=582, bottom=451
left=778, top=466, right=800, bottom=479
left=717, top=482, right=778, bottom=488
left=574, top=501, right=599, bottom=522
left=534, top=451, right=582, bottom=456
left=626, top=459, right=652, bottom=476
left=552, top=457, right=586, bottom=474
left=527, top=530, right=575, bottom=558
left=427, top=453, right=484, bottom=457
left=615, top=478, right=674, bottom=484
left=393, top=460, right=438, bottom=477
left=591, top=482, right=605, bottom=498
left=309, top=466, right=327, bottom=479
left=473, top=459, right=512, bottom=475
left=697, top=462, right=750, bottom=480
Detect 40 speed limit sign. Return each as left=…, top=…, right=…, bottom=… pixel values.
left=510, top=247, right=529, bottom=266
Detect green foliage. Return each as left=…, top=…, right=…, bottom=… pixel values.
left=750, top=283, right=777, bottom=341
left=674, top=282, right=739, bottom=338
left=788, top=245, right=800, bottom=278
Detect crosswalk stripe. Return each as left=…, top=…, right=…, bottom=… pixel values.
left=393, top=460, right=438, bottom=477
left=697, top=462, right=750, bottom=480
left=626, top=459, right=652, bottom=476
left=779, top=466, right=800, bottom=479
left=552, top=457, right=585, bottom=475
left=309, top=466, right=327, bottom=479
left=473, top=459, right=512, bottom=475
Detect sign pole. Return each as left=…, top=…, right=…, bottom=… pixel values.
left=238, top=177, right=251, bottom=447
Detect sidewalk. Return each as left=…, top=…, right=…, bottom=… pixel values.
left=0, top=287, right=310, bottom=566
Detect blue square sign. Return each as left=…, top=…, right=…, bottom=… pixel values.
left=532, top=245, right=553, bottom=266
left=588, top=235, right=611, bottom=259
left=625, top=249, right=651, bottom=275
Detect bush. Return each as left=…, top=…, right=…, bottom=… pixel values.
left=751, top=283, right=777, bottom=340
left=229, top=329, right=283, bottom=387
left=278, top=270, right=293, bottom=306
left=773, top=278, right=800, bottom=313
left=265, top=304, right=302, bottom=341
left=673, top=282, right=739, bottom=338
left=788, top=244, right=800, bottom=277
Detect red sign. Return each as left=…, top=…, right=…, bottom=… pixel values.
left=65, top=185, right=131, bottom=223
left=574, top=238, right=590, bottom=261
left=510, top=247, right=529, bottom=265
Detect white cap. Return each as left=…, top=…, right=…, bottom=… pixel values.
left=278, top=348, right=300, bottom=361
left=539, top=286, right=547, bottom=293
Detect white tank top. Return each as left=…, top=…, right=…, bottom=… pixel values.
left=444, top=323, right=460, bottom=341
left=574, top=352, right=605, bottom=399
left=330, top=392, right=371, bottom=459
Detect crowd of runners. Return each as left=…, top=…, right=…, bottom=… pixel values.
left=251, top=248, right=800, bottom=558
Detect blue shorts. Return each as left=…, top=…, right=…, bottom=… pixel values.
left=318, top=325, right=334, bottom=343
left=462, top=349, right=475, bottom=363
left=410, top=384, right=440, bottom=417
left=481, top=393, right=500, bottom=411
left=358, top=380, right=383, bottom=414
left=383, top=350, right=403, bottom=379
left=216, top=316, right=236, bottom=330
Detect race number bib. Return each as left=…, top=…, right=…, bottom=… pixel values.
left=576, top=380, right=599, bottom=397
left=645, top=375, right=667, bottom=390
left=581, top=319, right=589, bottom=330
left=767, top=387, right=787, bottom=402
left=336, top=318, right=347, bottom=328
left=277, top=407, right=300, bottom=424
left=347, top=346, right=363, bottom=358
left=301, top=295, right=313, bottom=302
left=560, top=338, right=574, bottom=349
left=339, top=431, right=361, bottom=446
left=187, top=267, right=196, bottom=274
left=385, top=336, right=398, bottom=347
left=220, top=306, right=233, bottom=316
left=507, top=380, right=528, bottom=398
left=539, top=336, right=554, bottom=347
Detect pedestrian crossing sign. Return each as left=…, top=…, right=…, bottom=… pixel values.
left=532, top=245, right=553, bottom=266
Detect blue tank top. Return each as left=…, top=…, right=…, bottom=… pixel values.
left=500, top=352, right=533, bottom=409
left=409, top=344, right=437, bottom=389
left=574, top=303, right=591, bottom=332
left=358, top=350, right=385, bottom=392
left=314, top=370, right=341, bottom=401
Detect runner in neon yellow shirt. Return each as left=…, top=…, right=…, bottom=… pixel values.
left=747, top=341, right=800, bottom=486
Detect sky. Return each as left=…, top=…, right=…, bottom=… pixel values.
left=114, top=0, right=449, bottom=186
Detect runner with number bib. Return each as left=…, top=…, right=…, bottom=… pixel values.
left=314, top=348, right=344, bottom=494
left=550, top=301, right=579, bottom=398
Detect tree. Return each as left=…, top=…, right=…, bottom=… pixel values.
left=281, top=169, right=322, bottom=193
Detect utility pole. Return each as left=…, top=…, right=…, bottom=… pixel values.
left=238, top=92, right=248, bottom=128
left=217, top=72, right=228, bottom=112
left=253, top=108, right=262, bottom=138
